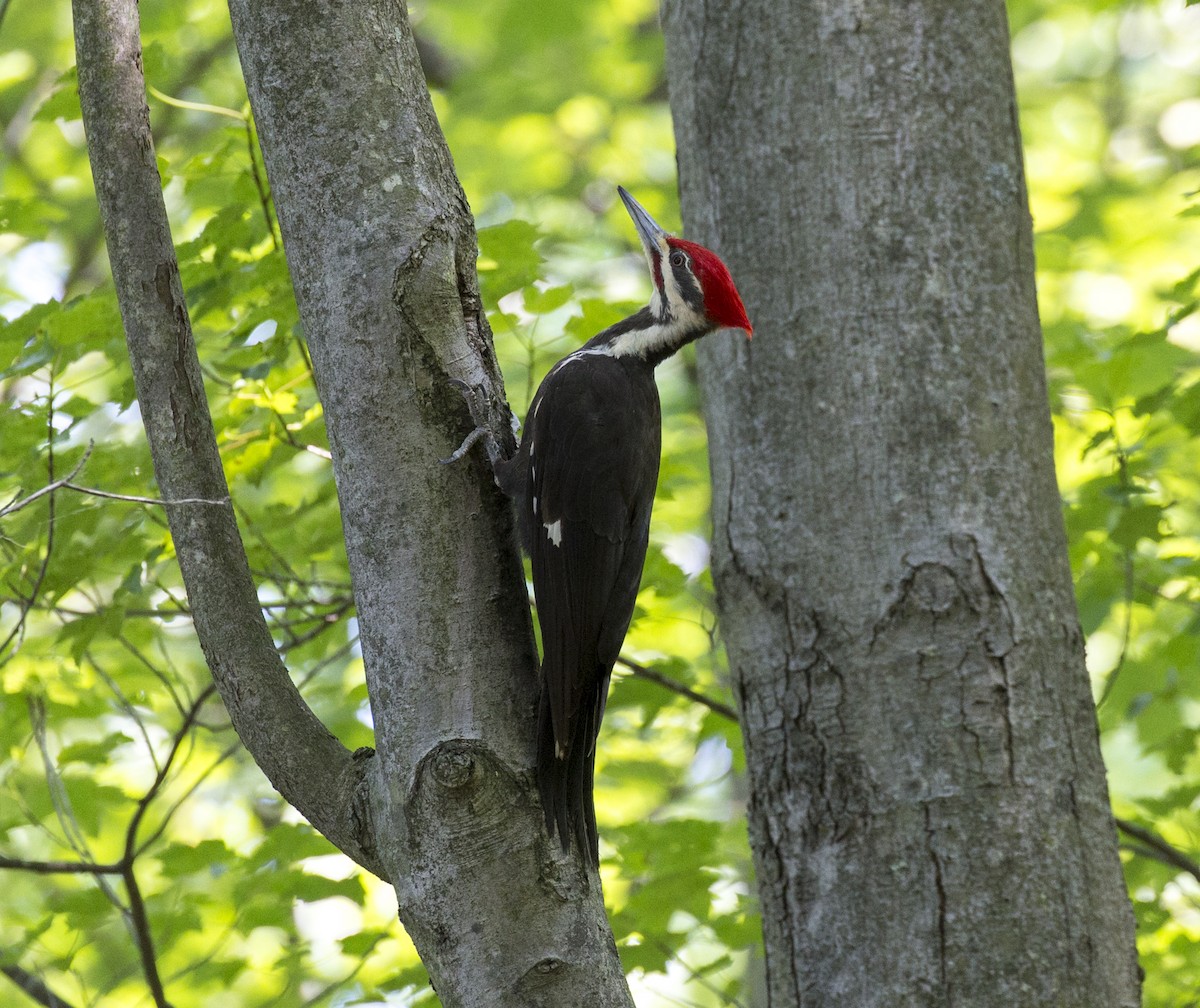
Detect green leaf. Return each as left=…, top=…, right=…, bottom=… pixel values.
left=57, top=609, right=125, bottom=663
left=57, top=733, right=133, bottom=767
left=1109, top=504, right=1165, bottom=549
left=49, top=885, right=112, bottom=932
left=477, top=219, right=543, bottom=301
left=340, top=929, right=389, bottom=957
left=158, top=839, right=236, bottom=878
left=247, top=822, right=337, bottom=870
left=290, top=870, right=364, bottom=905
left=32, top=68, right=81, bottom=123
left=1167, top=381, right=1200, bottom=434
left=522, top=283, right=574, bottom=315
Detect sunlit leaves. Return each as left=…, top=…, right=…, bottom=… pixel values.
left=1026, top=2, right=1200, bottom=993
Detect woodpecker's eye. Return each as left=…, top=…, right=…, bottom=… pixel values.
left=669, top=250, right=687, bottom=268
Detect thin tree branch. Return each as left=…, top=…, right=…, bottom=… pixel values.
left=0, top=856, right=123, bottom=875
left=135, top=739, right=242, bottom=858
left=119, top=861, right=173, bottom=1008
left=85, top=649, right=167, bottom=769
left=3, top=597, right=352, bottom=620
left=275, top=599, right=355, bottom=651
left=1098, top=428, right=1137, bottom=708
left=71, top=0, right=383, bottom=880
left=617, top=656, right=738, bottom=722
left=0, top=387, right=61, bottom=661
left=114, top=634, right=189, bottom=717
left=26, top=696, right=128, bottom=914
left=244, top=113, right=281, bottom=249
left=27, top=697, right=96, bottom=866
left=2, top=685, right=219, bottom=1006
left=61, top=482, right=230, bottom=508
left=124, top=686, right=215, bottom=856
left=297, top=931, right=387, bottom=1007
left=0, top=441, right=92, bottom=519
left=648, top=937, right=747, bottom=1008
left=1116, top=817, right=1200, bottom=884
left=0, top=963, right=78, bottom=1008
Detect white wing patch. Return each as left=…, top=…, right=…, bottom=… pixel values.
left=544, top=518, right=563, bottom=547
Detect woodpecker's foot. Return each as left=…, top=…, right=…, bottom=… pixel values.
left=440, top=424, right=492, bottom=465
left=442, top=378, right=517, bottom=470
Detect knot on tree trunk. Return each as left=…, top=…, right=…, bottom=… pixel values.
left=409, top=739, right=536, bottom=860
left=869, top=532, right=1018, bottom=792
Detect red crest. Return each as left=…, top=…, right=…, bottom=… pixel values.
left=668, top=238, right=753, bottom=336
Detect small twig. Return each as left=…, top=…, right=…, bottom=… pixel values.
left=0, top=392, right=63, bottom=659
left=136, top=736, right=240, bottom=858
left=28, top=696, right=93, bottom=864
left=0, top=443, right=93, bottom=519
left=62, top=482, right=230, bottom=507
left=1097, top=428, right=1138, bottom=708
left=0, top=963, right=78, bottom=1008
left=244, top=111, right=280, bottom=249
left=27, top=695, right=127, bottom=914
left=124, top=685, right=214, bottom=861
left=0, top=445, right=228, bottom=519
left=84, top=650, right=163, bottom=769
left=1096, top=551, right=1134, bottom=708
left=297, top=931, right=387, bottom=1007
left=1116, top=817, right=1200, bottom=884
left=0, top=855, right=123, bottom=875
left=113, top=687, right=213, bottom=1008
left=121, top=860, right=174, bottom=1008
left=115, top=634, right=188, bottom=717
left=277, top=600, right=355, bottom=651
left=295, top=634, right=359, bottom=688
left=616, top=656, right=738, bottom=722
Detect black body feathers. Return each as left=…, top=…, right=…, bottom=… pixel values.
left=499, top=350, right=660, bottom=863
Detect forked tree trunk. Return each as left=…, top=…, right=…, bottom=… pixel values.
left=222, top=2, right=635, bottom=1004
left=662, top=1, right=1142, bottom=1004
left=76, top=0, right=634, bottom=1004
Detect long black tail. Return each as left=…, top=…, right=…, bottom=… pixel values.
left=536, top=674, right=608, bottom=865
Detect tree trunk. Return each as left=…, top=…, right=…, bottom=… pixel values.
left=662, top=1, right=1142, bottom=1005
left=225, top=4, right=633, bottom=1004
left=77, top=0, right=635, bottom=1004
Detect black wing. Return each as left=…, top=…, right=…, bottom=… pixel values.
left=520, top=353, right=660, bottom=859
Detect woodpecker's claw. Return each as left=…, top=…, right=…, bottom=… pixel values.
left=442, top=377, right=518, bottom=470
left=440, top=425, right=490, bottom=465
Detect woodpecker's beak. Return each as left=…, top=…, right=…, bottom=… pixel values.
left=618, top=186, right=669, bottom=264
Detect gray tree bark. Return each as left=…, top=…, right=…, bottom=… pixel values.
left=76, top=0, right=634, bottom=1005
left=662, top=1, right=1142, bottom=1005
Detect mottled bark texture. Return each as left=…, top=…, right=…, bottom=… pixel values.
left=77, top=0, right=632, bottom=1003
left=662, top=1, right=1142, bottom=1005
left=226, top=2, right=633, bottom=1006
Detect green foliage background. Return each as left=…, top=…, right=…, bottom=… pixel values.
left=1, top=0, right=1197, bottom=1005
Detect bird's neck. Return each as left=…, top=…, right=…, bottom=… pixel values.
left=583, top=304, right=713, bottom=368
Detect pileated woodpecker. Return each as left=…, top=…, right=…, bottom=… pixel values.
left=495, top=187, right=752, bottom=864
